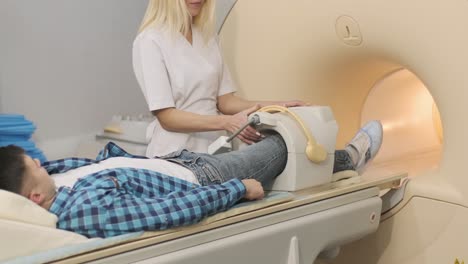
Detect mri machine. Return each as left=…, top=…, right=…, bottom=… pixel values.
left=0, top=0, right=467, bottom=263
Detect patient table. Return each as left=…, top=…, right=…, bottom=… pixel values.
left=1, top=173, right=404, bottom=264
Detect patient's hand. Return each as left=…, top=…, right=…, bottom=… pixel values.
left=241, top=179, right=264, bottom=200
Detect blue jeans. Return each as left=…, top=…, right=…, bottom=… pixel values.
left=160, top=134, right=354, bottom=186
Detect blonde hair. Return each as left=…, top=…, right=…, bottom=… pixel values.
left=138, top=0, right=215, bottom=41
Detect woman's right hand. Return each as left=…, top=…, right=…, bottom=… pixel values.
left=223, top=104, right=262, bottom=145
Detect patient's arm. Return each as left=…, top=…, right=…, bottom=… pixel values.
left=241, top=179, right=264, bottom=200
left=56, top=179, right=247, bottom=238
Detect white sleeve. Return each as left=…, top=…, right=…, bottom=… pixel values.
left=216, top=39, right=237, bottom=97
left=133, top=36, right=175, bottom=111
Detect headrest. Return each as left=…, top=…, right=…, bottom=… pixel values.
left=0, top=190, right=57, bottom=228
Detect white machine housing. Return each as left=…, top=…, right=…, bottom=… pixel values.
left=4, top=0, right=468, bottom=262
left=253, top=106, right=338, bottom=191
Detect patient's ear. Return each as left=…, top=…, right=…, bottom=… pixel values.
left=28, top=192, right=44, bottom=205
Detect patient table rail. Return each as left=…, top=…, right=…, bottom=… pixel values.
left=87, top=188, right=381, bottom=264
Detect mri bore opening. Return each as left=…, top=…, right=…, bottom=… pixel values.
left=360, top=69, right=443, bottom=177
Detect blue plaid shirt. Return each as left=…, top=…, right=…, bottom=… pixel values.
left=45, top=143, right=246, bottom=238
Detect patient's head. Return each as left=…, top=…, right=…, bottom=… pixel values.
left=0, top=145, right=26, bottom=194
left=0, top=145, right=56, bottom=208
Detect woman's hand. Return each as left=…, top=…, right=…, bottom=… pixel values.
left=223, top=104, right=262, bottom=145
left=281, top=100, right=310, bottom=107
left=271, top=100, right=310, bottom=108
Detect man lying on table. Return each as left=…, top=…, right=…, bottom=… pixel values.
left=0, top=121, right=382, bottom=238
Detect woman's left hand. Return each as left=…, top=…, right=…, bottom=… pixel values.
left=260, top=100, right=310, bottom=108
left=278, top=100, right=310, bottom=107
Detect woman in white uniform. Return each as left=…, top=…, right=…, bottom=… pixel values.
left=133, top=0, right=305, bottom=157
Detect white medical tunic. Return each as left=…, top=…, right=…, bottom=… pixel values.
left=133, top=26, right=236, bottom=157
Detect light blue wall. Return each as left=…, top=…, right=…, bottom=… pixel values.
left=216, top=0, right=238, bottom=32
left=0, top=0, right=148, bottom=143
left=0, top=74, right=3, bottom=113
left=0, top=0, right=239, bottom=157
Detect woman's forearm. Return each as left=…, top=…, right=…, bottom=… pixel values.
left=217, top=93, right=296, bottom=115
left=217, top=93, right=258, bottom=115
left=153, top=108, right=228, bottom=133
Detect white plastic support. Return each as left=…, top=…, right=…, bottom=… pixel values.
left=207, top=136, right=232, bottom=155
left=287, top=236, right=300, bottom=264
left=257, top=106, right=338, bottom=191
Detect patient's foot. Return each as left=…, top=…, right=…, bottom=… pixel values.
left=345, top=120, right=383, bottom=173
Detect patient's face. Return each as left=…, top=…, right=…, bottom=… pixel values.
left=22, top=155, right=55, bottom=194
